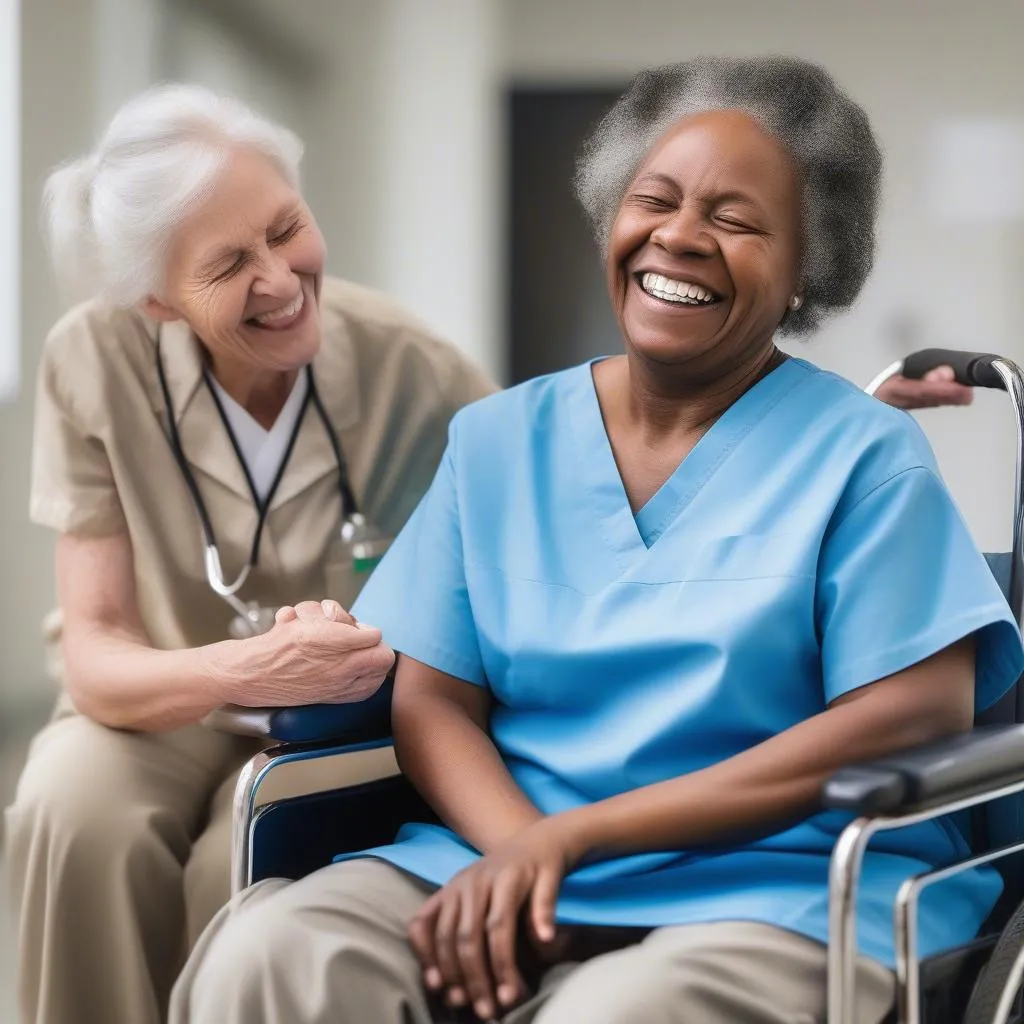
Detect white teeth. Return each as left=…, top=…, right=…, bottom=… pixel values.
left=640, top=273, right=716, bottom=305
left=253, top=290, right=305, bottom=325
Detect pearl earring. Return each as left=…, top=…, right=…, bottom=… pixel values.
left=789, top=295, right=803, bottom=311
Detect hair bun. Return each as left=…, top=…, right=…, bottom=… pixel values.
left=42, top=154, right=101, bottom=302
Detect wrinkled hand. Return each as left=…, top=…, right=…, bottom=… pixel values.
left=224, top=599, right=395, bottom=706
left=407, top=818, right=582, bottom=1021
left=874, top=366, right=974, bottom=410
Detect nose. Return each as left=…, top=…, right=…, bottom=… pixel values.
left=251, top=247, right=298, bottom=297
left=649, top=203, right=717, bottom=257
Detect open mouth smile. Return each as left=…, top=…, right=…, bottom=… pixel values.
left=637, top=272, right=723, bottom=307
left=245, top=289, right=306, bottom=330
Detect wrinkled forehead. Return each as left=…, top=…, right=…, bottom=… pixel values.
left=631, top=108, right=801, bottom=204
left=170, top=147, right=304, bottom=267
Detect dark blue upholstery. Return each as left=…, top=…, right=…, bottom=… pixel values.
left=261, top=676, right=393, bottom=744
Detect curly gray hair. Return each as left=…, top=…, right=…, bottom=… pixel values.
left=574, top=56, right=883, bottom=335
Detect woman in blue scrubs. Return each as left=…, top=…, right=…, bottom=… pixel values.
left=172, top=56, right=1024, bottom=1024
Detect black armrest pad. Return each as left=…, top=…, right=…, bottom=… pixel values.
left=206, top=677, right=393, bottom=744
left=822, top=725, right=1024, bottom=816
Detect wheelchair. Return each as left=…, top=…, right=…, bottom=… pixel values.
left=207, top=347, right=1024, bottom=1024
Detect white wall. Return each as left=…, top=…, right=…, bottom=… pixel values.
left=0, top=0, right=19, bottom=407
left=503, top=0, right=1024, bottom=552
left=298, top=0, right=503, bottom=379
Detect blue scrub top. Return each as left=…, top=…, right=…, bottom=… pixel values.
left=347, top=357, right=1024, bottom=966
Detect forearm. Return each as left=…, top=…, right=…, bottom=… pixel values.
left=562, top=681, right=970, bottom=862
left=63, top=623, right=236, bottom=731
left=393, top=693, right=543, bottom=853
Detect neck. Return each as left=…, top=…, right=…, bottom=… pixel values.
left=622, top=344, right=785, bottom=440
left=208, top=357, right=299, bottom=430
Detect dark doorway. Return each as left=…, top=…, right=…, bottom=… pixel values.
left=507, top=87, right=627, bottom=385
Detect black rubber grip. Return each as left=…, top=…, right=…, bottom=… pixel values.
left=901, top=348, right=1005, bottom=389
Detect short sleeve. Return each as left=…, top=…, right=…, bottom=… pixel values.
left=352, top=418, right=486, bottom=686
left=29, top=346, right=126, bottom=537
left=817, top=466, right=1023, bottom=712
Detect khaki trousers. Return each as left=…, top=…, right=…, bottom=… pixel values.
left=3, top=698, right=260, bottom=1024
left=170, top=858, right=895, bottom=1024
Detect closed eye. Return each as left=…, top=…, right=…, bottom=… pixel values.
left=270, top=220, right=302, bottom=245
left=716, top=215, right=761, bottom=233
left=631, top=193, right=675, bottom=210
left=214, top=253, right=250, bottom=281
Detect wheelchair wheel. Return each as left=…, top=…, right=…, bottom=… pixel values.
left=964, top=901, right=1024, bottom=1024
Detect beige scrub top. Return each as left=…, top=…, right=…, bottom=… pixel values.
left=30, top=276, right=497, bottom=679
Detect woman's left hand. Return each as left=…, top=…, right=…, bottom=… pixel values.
left=407, top=816, right=584, bottom=1021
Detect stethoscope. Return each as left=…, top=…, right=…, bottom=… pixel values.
left=154, top=330, right=388, bottom=637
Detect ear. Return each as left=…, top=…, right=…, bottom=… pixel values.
left=140, top=295, right=182, bottom=323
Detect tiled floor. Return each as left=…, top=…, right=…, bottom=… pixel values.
left=1, top=700, right=50, bottom=1024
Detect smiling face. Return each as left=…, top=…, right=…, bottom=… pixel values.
left=606, top=109, right=803, bottom=379
left=145, top=146, right=327, bottom=377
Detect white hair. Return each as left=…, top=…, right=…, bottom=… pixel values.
left=43, top=83, right=305, bottom=306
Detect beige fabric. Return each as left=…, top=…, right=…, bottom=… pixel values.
left=29, top=275, right=496, bottom=655
left=170, top=858, right=895, bottom=1024
left=4, top=700, right=259, bottom=1024
left=7, top=278, right=496, bottom=1024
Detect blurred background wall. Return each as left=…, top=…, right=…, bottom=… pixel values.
left=2, top=3, right=1024, bottom=1007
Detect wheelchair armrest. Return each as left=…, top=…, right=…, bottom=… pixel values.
left=822, top=724, right=1024, bottom=816
left=205, top=677, right=393, bottom=744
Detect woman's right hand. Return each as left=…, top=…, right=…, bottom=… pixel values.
left=873, top=366, right=974, bottom=409
left=216, top=599, right=396, bottom=707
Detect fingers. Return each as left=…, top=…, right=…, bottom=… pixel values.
left=289, top=600, right=359, bottom=627
left=529, top=867, right=560, bottom=944
left=293, top=599, right=355, bottom=625
left=433, top=895, right=466, bottom=1008
left=485, top=875, right=528, bottom=1012
left=874, top=373, right=974, bottom=410
left=408, top=901, right=443, bottom=994
left=274, top=606, right=297, bottom=624
left=455, top=883, right=498, bottom=1020
left=320, top=599, right=357, bottom=625
left=306, top=620, right=384, bottom=651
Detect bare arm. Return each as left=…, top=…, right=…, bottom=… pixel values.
left=560, top=637, right=976, bottom=860
left=58, top=533, right=395, bottom=731
left=392, top=656, right=543, bottom=853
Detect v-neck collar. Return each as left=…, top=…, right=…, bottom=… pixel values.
left=566, top=356, right=809, bottom=568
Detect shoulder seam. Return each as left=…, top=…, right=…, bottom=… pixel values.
left=831, top=464, right=937, bottom=534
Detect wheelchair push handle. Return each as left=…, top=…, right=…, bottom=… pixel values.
left=901, top=348, right=1006, bottom=390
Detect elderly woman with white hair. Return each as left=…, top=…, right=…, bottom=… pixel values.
left=3, top=85, right=493, bottom=1024
left=171, top=56, right=1022, bottom=1024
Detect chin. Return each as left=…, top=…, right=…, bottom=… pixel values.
left=625, top=327, right=721, bottom=367
left=282, top=327, right=322, bottom=369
